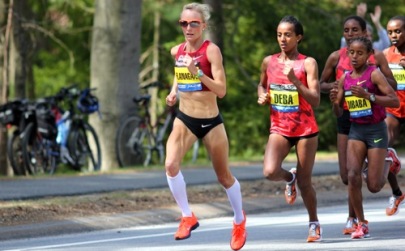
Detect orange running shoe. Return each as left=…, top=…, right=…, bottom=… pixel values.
left=386, top=194, right=405, bottom=216
left=387, top=148, right=401, bottom=175
left=351, top=221, right=370, bottom=239
left=307, top=223, right=322, bottom=242
left=342, top=217, right=358, bottom=235
left=285, top=168, right=297, bottom=205
left=230, top=210, right=247, bottom=251
left=174, top=212, right=199, bottom=240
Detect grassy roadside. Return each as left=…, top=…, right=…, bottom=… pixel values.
left=2, top=149, right=404, bottom=229
left=0, top=151, right=340, bottom=180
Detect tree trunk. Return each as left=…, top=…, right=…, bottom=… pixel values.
left=0, top=0, right=12, bottom=175
left=0, top=0, right=6, bottom=175
left=11, top=0, right=32, bottom=98
left=203, top=0, right=224, bottom=51
left=90, top=0, right=142, bottom=170
left=147, top=11, right=160, bottom=132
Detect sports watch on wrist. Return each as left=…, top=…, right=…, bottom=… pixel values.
left=369, top=93, right=376, bottom=102
left=196, top=69, right=204, bottom=78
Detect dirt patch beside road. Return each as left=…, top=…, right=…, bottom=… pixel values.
left=2, top=173, right=403, bottom=228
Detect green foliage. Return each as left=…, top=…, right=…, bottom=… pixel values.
left=34, top=51, right=89, bottom=96
left=22, top=0, right=405, bottom=160
left=315, top=94, right=338, bottom=150
left=209, top=0, right=405, bottom=155
left=27, top=0, right=93, bottom=98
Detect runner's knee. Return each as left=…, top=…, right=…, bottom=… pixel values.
left=165, top=159, right=180, bottom=176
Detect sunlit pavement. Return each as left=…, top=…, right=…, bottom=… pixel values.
left=2, top=198, right=404, bottom=251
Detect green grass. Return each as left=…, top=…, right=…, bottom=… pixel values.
left=99, top=150, right=339, bottom=174
left=1, top=150, right=341, bottom=179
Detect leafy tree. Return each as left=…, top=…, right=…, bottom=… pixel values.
left=1, top=0, right=405, bottom=175
left=143, top=0, right=405, bottom=157
left=30, top=0, right=94, bottom=96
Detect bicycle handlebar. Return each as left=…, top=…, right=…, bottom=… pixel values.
left=140, top=81, right=165, bottom=90
left=133, top=95, right=151, bottom=105
left=55, top=85, right=97, bottom=102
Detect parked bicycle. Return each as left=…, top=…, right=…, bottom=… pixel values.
left=63, top=86, right=102, bottom=172
left=21, top=86, right=102, bottom=174
left=21, top=95, right=61, bottom=174
left=115, top=81, right=201, bottom=167
left=0, top=99, right=34, bottom=175
left=115, top=81, right=175, bottom=167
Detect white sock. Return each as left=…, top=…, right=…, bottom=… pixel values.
left=225, top=178, right=244, bottom=224
left=167, top=171, right=192, bottom=217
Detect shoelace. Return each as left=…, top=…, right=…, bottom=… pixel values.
left=177, top=217, right=193, bottom=229
left=308, top=224, right=318, bottom=236
left=388, top=148, right=400, bottom=163
left=286, top=183, right=294, bottom=196
left=232, top=224, right=245, bottom=237
left=353, top=225, right=364, bottom=236
left=345, top=220, right=353, bottom=228
left=357, top=223, right=367, bottom=231
left=388, top=196, right=396, bottom=209
left=346, top=218, right=358, bottom=227
left=178, top=222, right=190, bottom=233
left=359, top=224, right=366, bottom=233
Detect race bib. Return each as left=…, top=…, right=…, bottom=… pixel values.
left=344, top=90, right=372, bottom=118
left=269, top=83, right=299, bottom=112
left=389, top=64, right=405, bottom=91
left=174, top=67, right=202, bottom=92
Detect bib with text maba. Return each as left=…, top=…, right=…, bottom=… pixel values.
left=344, top=87, right=372, bottom=118
left=343, top=66, right=387, bottom=124
left=337, top=47, right=376, bottom=111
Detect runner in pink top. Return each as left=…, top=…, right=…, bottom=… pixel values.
left=331, top=37, right=399, bottom=239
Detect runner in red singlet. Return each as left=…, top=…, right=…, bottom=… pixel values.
left=257, top=15, right=322, bottom=243
left=383, top=15, right=405, bottom=216
left=165, top=3, right=246, bottom=250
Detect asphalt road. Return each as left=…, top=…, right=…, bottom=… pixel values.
left=1, top=159, right=403, bottom=249
left=2, top=199, right=404, bottom=251
left=0, top=161, right=340, bottom=201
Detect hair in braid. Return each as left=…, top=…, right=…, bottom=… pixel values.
left=348, top=36, right=373, bottom=53
left=279, top=16, right=304, bottom=35
left=279, top=15, right=304, bottom=43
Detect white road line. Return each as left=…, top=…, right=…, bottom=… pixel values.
left=3, top=201, right=404, bottom=250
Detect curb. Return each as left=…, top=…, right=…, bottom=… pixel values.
left=0, top=183, right=394, bottom=241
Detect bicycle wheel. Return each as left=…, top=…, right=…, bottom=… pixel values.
left=22, top=123, right=57, bottom=175
left=7, top=129, right=26, bottom=175
left=116, top=116, right=151, bottom=167
left=68, top=121, right=101, bottom=171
